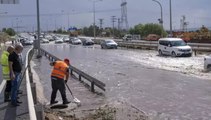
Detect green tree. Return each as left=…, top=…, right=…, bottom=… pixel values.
left=129, top=23, right=167, bottom=37
left=6, top=28, right=16, bottom=36
left=0, top=32, right=10, bottom=44
left=81, top=25, right=100, bottom=37
left=2, top=28, right=7, bottom=32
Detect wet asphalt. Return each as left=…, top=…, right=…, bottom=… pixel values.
left=37, top=43, right=211, bottom=119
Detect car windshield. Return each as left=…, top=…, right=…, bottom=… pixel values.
left=105, top=40, right=115, bottom=43
left=171, top=40, right=187, bottom=46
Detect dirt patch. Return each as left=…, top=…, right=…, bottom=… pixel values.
left=44, top=100, right=148, bottom=120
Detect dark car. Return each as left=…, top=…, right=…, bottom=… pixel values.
left=82, top=38, right=94, bottom=46
left=101, top=39, right=118, bottom=49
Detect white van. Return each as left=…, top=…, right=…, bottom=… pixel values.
left=122, top=34, right=132, bottom=41
left=158, top=38, right=192, bottom=57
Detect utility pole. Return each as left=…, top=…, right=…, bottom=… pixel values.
left=169, top=0, right=172, bottom=36
left=91, top=0, right=102, bottom=39
left=118, top=18, right=121, bottom=30
left=121, top=0, right=129, bottom=30
left=111, top=16, right=116, bottom=37
left=36, top=0, right=41, bottom=57
left=180, top=15, right=188, bottom=32
left=99, top=18, right=104, bottom=29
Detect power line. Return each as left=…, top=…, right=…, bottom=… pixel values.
left=0, top=8, right=121, bottom=18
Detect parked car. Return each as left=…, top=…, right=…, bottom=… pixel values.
left=204, top=56, right=211, bottom=71
left=23, top=39, right=34, bottom=45
left=71, top=38, right=82, bottom=45
left=158, top=38, right=192, bottom=57
left=82, top=38, right=94, bottom=45
left=122, top=34, right=132, bottom=41
left=63, top=36, right=70, bottom=43
left=45, top=35, right=54, bottom=41
left=101, top=39, right=118, bottom=49
left=55, top=38, right=63, bottom=44
left=41, top=38, right=49, bottom=43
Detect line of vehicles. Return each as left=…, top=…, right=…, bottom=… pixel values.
left=17, top=33, right=192, bottom=56
left=15, top=33, right=211, bottom=71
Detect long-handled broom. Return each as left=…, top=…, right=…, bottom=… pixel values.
left=65, top=82, right=81, bottom=105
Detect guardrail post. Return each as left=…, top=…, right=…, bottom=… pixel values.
left=35, top=104, right=44, bottom=120
left=79, top=75, right=81, bottom=81
left=31, top=83, right=37, bottom=104
left=29, top=72, right=33, bottom=83
left=91, top=81, right=95, bottom=92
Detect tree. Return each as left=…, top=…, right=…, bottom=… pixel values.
left=2, top=28, right=7, bottom=32
left=6, top=28, right=16, bottom=36
left=129, top=23, right=167, bottom=37
left=1, top=28, right=16, bottom=36
left=0, top=32, right=10, bottom=44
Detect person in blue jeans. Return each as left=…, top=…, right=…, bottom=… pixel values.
left=9, top=44, right=23, bottom=106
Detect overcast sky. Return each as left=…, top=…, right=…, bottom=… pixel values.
left=0, top=0, right=211, bottom=32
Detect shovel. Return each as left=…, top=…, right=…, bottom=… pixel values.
left=65, top=82, right=81, bottom=105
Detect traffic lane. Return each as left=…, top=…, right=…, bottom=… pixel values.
left=41, top=44, right=211, bottom=119
left=31, top=53, right=106, bottom=110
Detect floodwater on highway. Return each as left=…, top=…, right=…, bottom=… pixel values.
left=35, top=43, right=211, bottom=119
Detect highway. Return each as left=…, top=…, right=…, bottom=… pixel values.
left=36, top=43, right=211, bottom=119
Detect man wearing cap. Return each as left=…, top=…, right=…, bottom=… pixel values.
left=50, top=58, right=70, bottom=105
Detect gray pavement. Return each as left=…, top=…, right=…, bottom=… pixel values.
left=0, top=46, right=31, bottom=120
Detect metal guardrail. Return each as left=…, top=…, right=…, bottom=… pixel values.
left=23, top=48, right=44, bottom=120
left=92, top=39, right=211, bottom=53
left=25, top=48, right=37, bottom=120
left=40, top=48, right=106, bottom=92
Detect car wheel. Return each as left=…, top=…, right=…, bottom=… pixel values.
left=207, top=65, right=211, bottom=70
left=171, top=51, right=176, bottom=57
left=158, top=50, right=163, bottom=56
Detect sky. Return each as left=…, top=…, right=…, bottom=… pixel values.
left=0, top=0, right=211, bottom=32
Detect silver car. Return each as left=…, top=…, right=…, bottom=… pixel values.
left=71, top=38, right=82, bottom=45
left=101, top=39, right=118, bottom=49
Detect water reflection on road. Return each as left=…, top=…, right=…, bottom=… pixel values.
left=39, top=44, right=211, bottom=119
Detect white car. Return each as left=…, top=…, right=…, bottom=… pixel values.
left=24, top=39, right=33, bottom=45
left=45, top=35, right=54, bottom=41
left=41, top=38, right=49, bottom=43
left=55, top=38, right=63, bottom=44
left=71, top=38, right=82, bottom=45
left=63, top=37, right=70, bottom=42
left=158, top=38, right=192, bottom=57
left=204, top=56, right=211, bottom=71
left=101, top=39, right=118, bottom=49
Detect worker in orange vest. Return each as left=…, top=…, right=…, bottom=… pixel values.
left=50, top=58, right=70, bottom=105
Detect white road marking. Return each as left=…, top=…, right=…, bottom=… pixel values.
left=0, top=80, right=6, bottom=93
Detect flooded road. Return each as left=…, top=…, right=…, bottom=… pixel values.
left=38, top=43, right=211, bottom=119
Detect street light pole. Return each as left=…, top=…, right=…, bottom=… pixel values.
left=152, top=0, right=163, bottom=37
left=91, top=0, right=102, bottom=40
left=36, top=0, right=41, bottom=57
left=169, top=0, right=172, bottom=37
left=152, top=0, right=163, bottom=28
left=68, top=13, right=70, bottom=30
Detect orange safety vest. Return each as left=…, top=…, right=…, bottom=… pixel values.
left=51, top=61, right=68, bottom=79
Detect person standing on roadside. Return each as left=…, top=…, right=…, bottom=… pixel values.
left=9, top=44, right=23, bottom=106
left=50, top=58, right=71, bottom=105
left=0, top=46, right=14, bottom=102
